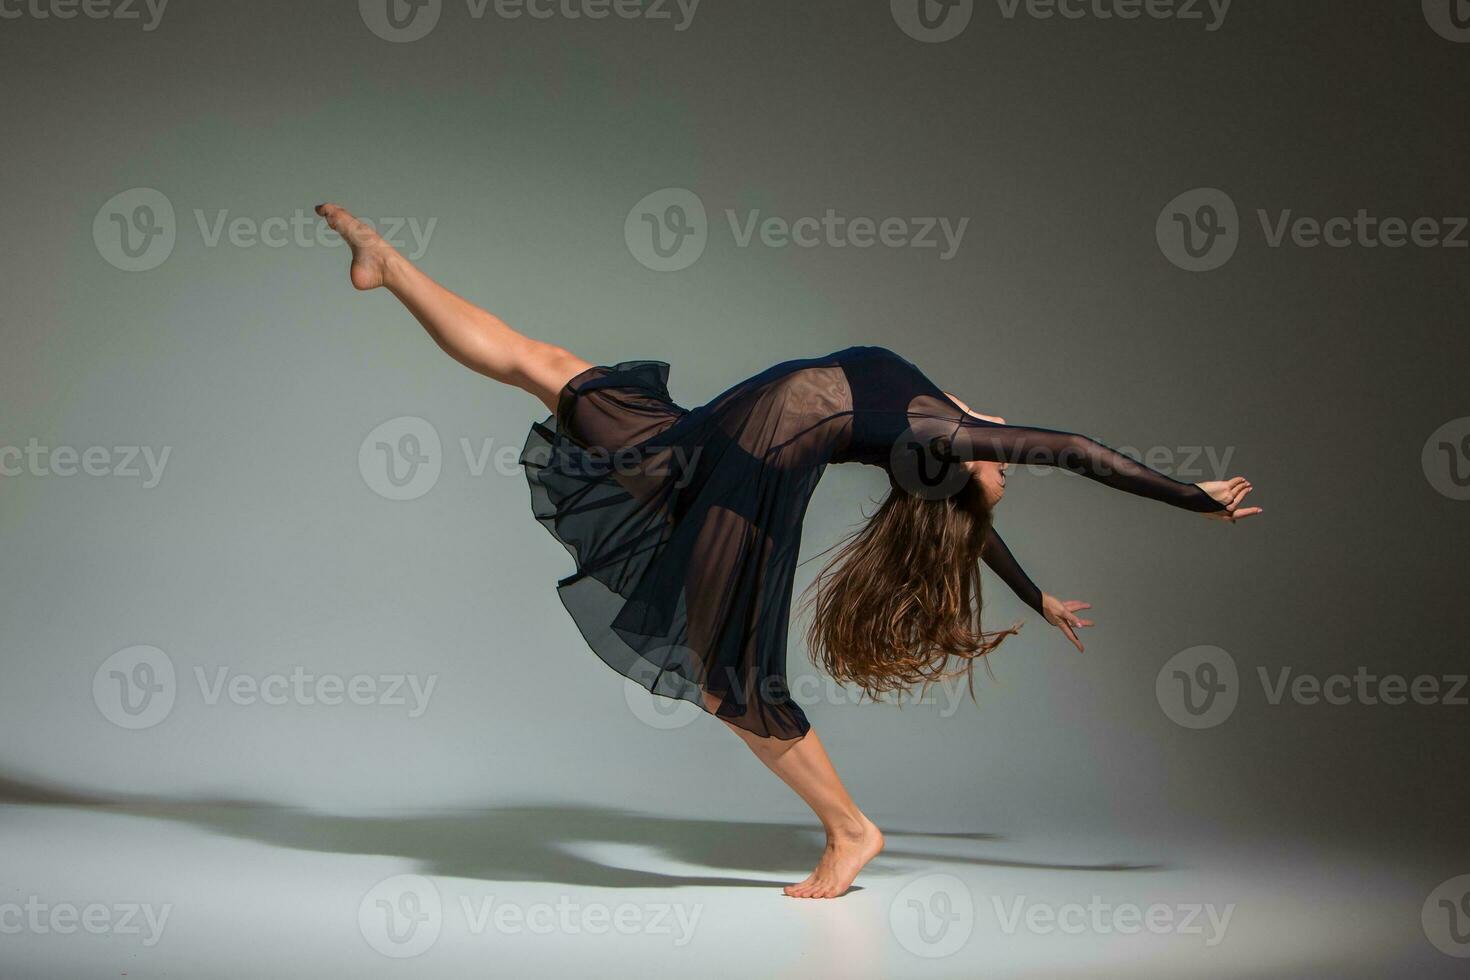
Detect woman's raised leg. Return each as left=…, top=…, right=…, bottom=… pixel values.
left=315, top=203, right=590, bottom=411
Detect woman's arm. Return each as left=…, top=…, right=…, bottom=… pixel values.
left=940, top=417, right=1258, bottom=518
left=982, top=526, right=1094, bottom=651
left=981, top=527, right=1043, bottom=614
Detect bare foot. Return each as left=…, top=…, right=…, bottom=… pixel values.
left=783, top=816, right=884, bottom=899
left=314, top=203, right=402, bottom=291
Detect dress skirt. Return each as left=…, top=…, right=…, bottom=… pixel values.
left=520, top=357, right=853, bottom=741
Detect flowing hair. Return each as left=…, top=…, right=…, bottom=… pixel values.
left=802, top=479, right=1019, bottom=702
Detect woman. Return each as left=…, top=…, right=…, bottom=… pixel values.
left=316, top=204, right=1260, bottom=899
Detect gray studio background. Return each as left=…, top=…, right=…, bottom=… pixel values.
left=2, top=0, right=1466, bottom=869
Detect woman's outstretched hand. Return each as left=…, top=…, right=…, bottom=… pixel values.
left=1197, top=477, right=1262, bottom=522
left=1042, top=594, right=1093, bottom=652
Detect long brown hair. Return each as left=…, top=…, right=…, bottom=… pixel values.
left=803, top=479, right=1019, bottom=701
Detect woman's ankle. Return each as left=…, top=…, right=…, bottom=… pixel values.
left=823, top=810, right=872, bottom=841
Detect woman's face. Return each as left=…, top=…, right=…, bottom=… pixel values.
left=967, top=458, right=1008, bottom=509
left=963, top=411, right=1008, bottom=508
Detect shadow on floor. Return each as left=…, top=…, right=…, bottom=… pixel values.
left=0, top=770, right=1164, bottom=890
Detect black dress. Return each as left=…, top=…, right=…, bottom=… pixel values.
left=520, top=346, right=1225, bottom=740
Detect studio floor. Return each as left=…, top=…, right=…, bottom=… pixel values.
left=0, top=786, right=1456, bottom=978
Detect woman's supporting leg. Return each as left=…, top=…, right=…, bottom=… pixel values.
left=682, top=507, right=885, bottom=898
left=723, top=722, right=885, bottom=898
left=315, top=203, right=590, bottom=411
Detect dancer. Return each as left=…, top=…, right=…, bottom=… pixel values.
left=316, top=204, right=1260, bottom=899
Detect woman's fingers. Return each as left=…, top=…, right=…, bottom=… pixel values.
left=1205, top=477, right=1258, bottom=521
left=1061, top=622, right=1083, bottom=652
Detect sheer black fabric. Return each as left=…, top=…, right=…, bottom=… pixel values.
left=982, top=528, right=1044, bottom=616
left=521, top=346, right=1223, bottom=739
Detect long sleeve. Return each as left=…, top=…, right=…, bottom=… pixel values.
left=981, top=527, right=1044, bottom=616
left=940, top=417, right=1227, bottom=514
